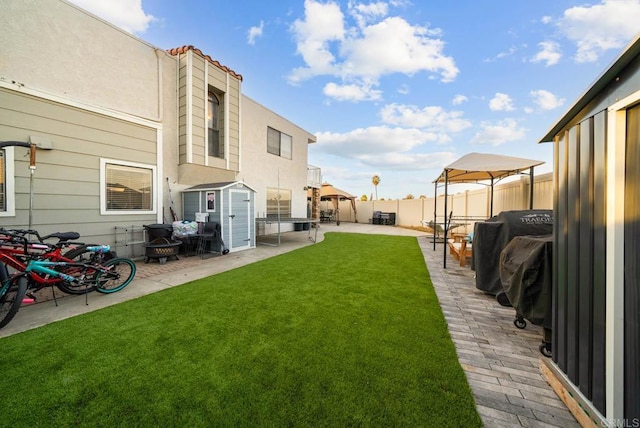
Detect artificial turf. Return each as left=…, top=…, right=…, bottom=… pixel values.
left=0, top=232, right=481, bottom=427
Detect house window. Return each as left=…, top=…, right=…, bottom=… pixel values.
left=208, top=92, right=223, bottom=158
left=267, top=127, right=292, bottom=159
left=266, top=187, right=291, bottom=218
left=101, top=159, right=156, bottom=214
left=0, top=148, right=15, bottom=217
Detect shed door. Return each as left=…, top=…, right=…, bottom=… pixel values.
left=229, top=190, right=251, bottom=252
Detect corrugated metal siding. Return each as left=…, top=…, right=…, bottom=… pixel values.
left=553, top=111, right=607, bottom=415
left=624, top=105, right=640, bottom=419
left=0, top=88, right=158, bottom=245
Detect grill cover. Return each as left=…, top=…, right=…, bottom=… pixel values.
left=472, top=210, right=553, bottom=294
left=499, top=235, right=553, bottom=329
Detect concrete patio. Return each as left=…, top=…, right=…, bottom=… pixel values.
left=0, top=222, right=579, bottom=427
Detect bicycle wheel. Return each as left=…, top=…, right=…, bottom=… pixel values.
left=57, top=244, right=112, bottom=295
left=0, top=276, right=28, bottom=329
left=95, top=258, right=136, bottom=294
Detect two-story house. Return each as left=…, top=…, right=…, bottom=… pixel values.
left=0, top=0, right=317, bottom=254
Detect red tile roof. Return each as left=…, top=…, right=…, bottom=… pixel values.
left=167, top=45, right=243, bottom=81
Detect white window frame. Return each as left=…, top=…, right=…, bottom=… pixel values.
left=0, top=147, right=15, bottom=217
left=100, top=158, right=157, bottom=215
left=267, top=127, right=293, bottom=160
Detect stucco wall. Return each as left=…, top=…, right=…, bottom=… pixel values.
left=0, top=0, right=167, bottom=122
left=240, top=96, right=315, bottom=233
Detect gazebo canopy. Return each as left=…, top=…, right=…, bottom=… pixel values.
left=318, top=183, right=356, bottom=201
left=434, top=152, right=545, bottom=184
left=312, top=183, right=357, bottom=225
left=432, top=152, right=545, bottom=268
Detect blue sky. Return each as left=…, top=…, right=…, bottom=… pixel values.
left=68, top=0, right=639, bottom=199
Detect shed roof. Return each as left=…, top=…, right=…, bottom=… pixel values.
left=538, top=34, right=640, bottom=143
left=184, top=181, right=256, bottom=192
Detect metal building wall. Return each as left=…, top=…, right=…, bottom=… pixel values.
left=553, top=111, right=607, bottom=415
left=624, top=106, right=640, bottom=419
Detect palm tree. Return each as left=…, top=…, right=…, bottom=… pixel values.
left=372, top=175, right=380, bottom=200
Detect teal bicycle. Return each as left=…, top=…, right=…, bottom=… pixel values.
left=0, top=231, right=136, bottom=328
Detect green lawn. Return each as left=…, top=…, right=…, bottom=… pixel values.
left=0, top=233, right=481, bottom=427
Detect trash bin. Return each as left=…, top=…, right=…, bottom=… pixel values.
left=143, top=224, right=174, bottom=241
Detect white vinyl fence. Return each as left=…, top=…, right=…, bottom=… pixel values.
left=319, top=172, right=553, bottom=234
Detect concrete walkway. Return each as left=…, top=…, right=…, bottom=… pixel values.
left=0, top=223, right=578, bottom=427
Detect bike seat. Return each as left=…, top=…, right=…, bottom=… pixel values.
left=44, top=232, right=81, bottom=242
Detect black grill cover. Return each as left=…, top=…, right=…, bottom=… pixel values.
left=472, top=210, right=553, bottom=294
left=499, top=235, right=553, bottom=329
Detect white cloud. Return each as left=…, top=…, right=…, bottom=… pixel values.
left=247, top=21, right=265, bottom=45
left=541, top=16, right=552, bottom=24
left=484, top=46, right=518, bottom=63
left=315, top=126, right=439, bottom=158
left=288, top=0, right=459, bottom=98
left=349, top=1, right=389, bottom=28
left=323, top=82, right=382, bottom=101
left=559, top=0, right=640, bottom=62
left=470, top=118, right=526, bottom=146
left=531, top=41, right=561, bottom=66
left=452, top=94, right=468, bottom=105
left=67, top=0, right=156, bottom=34
left=489, top=93, right=515, bottom=112
left=529, top=89, right=565, bottom=110
left=397, top=84, right=409, bottom=95
left=356, top=151, right=457, bottom=170
left=379, top=103, right=471, bottom=134
left=288, top=0, right=345, bottom=84
left=341, top=17, right=457, bottom=81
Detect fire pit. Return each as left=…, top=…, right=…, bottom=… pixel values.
left=144, top=237, right=182, bottom=265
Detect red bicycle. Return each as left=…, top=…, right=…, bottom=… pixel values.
left=0, top=229, right=115, bottom=294
left=0, top=229, right=128, bottom=329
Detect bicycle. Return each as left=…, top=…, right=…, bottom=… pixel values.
left=0, top=230, right=136, bottom=329
left=0, top=229, right=114, bottom=295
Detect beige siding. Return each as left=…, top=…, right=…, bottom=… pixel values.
left=0, top=88, right=158, bottom=246
left=174, top=51, right=242, bottom=174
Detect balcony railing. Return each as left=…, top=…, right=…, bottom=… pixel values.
left=307, top=165, right=321, bottom=189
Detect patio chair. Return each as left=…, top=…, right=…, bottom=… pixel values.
left=196, top=221, right=221, bottom=259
